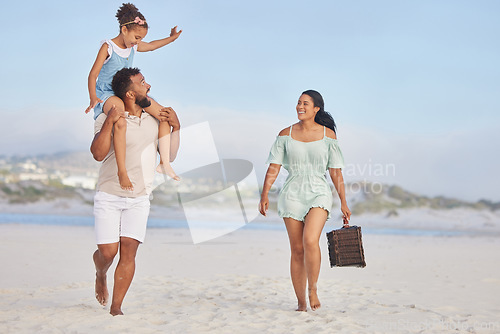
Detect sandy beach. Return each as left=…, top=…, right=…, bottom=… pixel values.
left=0, top=223, right=499, bottom=333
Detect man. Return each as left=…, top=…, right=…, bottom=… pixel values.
left=90, top=67, right=180, bottom=316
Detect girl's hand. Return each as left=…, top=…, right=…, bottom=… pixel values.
left=341, top=202, right=351, bottom=226
left=170, top=26, right=182, bottom=39
left=85, top=97, right=103, bottom=114
left=259, top=195, right=269, bottom=216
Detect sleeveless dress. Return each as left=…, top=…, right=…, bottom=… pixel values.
left=93, top=40, right=137, bottom=119
left=266, top=125, right=344, bottom=221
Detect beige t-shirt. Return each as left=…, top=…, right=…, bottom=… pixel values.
left=94, top=112, right=159, bottom=197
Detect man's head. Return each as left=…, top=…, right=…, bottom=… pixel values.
left=112, top=67, right=152, bottom=108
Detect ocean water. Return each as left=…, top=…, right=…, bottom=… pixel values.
left=0, top=213, right=468, bottom=237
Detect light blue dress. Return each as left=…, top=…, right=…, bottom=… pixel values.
left=93, top=40, right=137, bottom=119
left=266, top=125, right=344, bottom=221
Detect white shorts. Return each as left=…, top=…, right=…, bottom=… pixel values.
left=93, top=191, right=150, bottom=244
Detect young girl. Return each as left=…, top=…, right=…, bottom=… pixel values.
left=86, top=3, right=181, bottom=191
left=259, top=90, right=351, bottom=312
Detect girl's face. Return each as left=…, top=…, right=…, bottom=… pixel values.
left=296, top=94, right=319, bottom=121
left=121, top=26, right=148, bottom=48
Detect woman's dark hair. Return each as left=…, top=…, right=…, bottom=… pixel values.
left=116, top=3, right=149, bottom=31
left=112, top=67, right=141, bottom=100
left=302, top=89, right=337, bottom=133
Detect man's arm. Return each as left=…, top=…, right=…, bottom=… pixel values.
left=90, top=106, right=125, bottom=161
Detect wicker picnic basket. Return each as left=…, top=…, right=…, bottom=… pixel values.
left=326, top=225, right=366, bottom=268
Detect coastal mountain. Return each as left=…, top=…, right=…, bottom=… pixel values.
left=0, top=151, right=499, bottom=232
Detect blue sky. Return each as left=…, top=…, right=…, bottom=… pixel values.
left=1, top=0, right=499, bottom=201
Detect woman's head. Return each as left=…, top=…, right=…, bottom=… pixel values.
left=299, top=90, right=337, bottom=133
left=116, top=3, right=148, bottom=47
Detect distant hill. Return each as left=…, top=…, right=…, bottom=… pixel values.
left=1, top=151, right=499, bottom=215
left=347, top=183, right=500, bottom=214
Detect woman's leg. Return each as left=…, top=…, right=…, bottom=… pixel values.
left=144, top=99, right=179, bottom=180
left=102, top=96, right=133, bottom=191
left=284, top=217, right=307, bottom=311
left=303, top=207, right=328, bottom=311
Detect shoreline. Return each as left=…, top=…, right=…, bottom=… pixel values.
left=1, top=214, right=499, bottom=238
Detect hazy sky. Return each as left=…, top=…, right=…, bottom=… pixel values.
left=1, top=0, right=499, bottom=201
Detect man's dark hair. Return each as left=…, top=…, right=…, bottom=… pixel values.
left=112, top=67, right=141, bottom=100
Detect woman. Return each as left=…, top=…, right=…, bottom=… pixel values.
left=259, top=90, right=351, bottom=312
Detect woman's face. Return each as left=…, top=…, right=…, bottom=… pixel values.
left=296, top=94, right=320, bottom=121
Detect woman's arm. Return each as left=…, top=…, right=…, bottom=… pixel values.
left=259, top=163, right=281, bottom=216
left=329, top=168, right=351, bottom=223
left=137, top=26, right=182, bottom=52
left=85, top=44, right=109, bottom=114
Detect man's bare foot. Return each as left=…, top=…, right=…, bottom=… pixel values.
left=156, top=163, right=180, bottom=181
left=110, top=306, right=124, bottom=316
left=296, top=302, right=308, bottom=312
left=93, top=252, right=109, bottom=306
left=118, top=170, right=134, bottom=191
left=308, top=287, right=321, bottom=311
left=95, top=273, right=109, bottom=306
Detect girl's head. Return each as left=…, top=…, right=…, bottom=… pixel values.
left=116, top=3, right=148, bottom=47
left=299, top=90, right=337, bottom=133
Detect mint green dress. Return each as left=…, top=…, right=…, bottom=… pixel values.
left=266, top=125, right=344, bottom=221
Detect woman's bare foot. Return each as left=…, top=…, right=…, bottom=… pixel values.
left=156, top=163, right=180, bottom=181
left=308, top=287, right=321, bottom=311
left=118, top=170, right=134, bottom=191
left=296, top=302, right=308, bottom=312
left=110, top=306, right=124, bottom=316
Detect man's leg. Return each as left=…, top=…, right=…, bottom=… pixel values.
left=93, top=243, right=119, bottom=306
left=109, top=237, right=140, bottom=316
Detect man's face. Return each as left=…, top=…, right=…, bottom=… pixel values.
left=130, top=73, right=152, bottom=108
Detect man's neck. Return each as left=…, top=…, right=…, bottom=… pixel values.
left=124, top=103, right=143, bottom=117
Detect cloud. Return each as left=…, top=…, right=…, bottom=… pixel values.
left=340, top=124, right=500, bottom=202
left=0, top=107, right=94, bottom=156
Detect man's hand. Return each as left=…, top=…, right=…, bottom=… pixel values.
left=106, top=105, right=127, bottom=124
left=159, top=107, right=180, bottom=130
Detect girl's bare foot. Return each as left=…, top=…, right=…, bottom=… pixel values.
left=118, top=170, right=134, bottom=191
left=308, top=287, right=321, bottom=311
left=156, top=163, right=180, bottom=181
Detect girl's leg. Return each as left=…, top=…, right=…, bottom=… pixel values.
left=102, top=97, right=133, bottom=191
left=303, top=207, right=328, bottom=311
left=144, top=99, right=179, bottom=180
left=156, top=121, right=180, bottom=180
left=284, top=217, right=307, bottom=311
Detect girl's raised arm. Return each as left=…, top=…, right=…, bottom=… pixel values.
left=137, top=26, right=182, bottom=52
left=85, top=44, right=110, bottom=114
